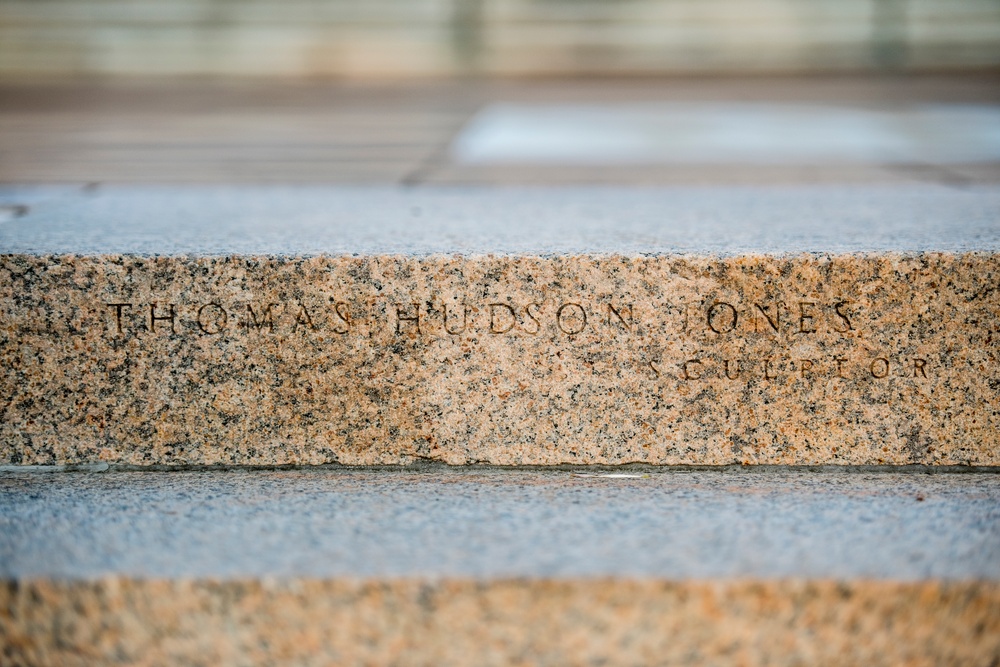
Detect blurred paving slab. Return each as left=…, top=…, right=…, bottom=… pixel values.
left=2, top=75, right=1000, bottom=186
left=1, top=184, right=999, bottom=467
left=1, top=468, right=998, bottom=665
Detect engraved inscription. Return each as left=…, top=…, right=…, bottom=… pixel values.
left=107, top=303, right=131, bottom=334
left=688, top=300, right=854, bottom=336
left=395, top=303, right=420, bottom=334
left=489, top=304, right=516, bottom=334
left=707, top=302, right=737, bottom=334
left=556, top=303, right=586, bottom=335
left=245, top=303, right=276, bottom=332
left=197, top=303, right=227, bottom=334
left=674, top=355, right=930, bottom=381
left=444, top=303, right=467, bottom=335
left=149, top=302, right=176, bottom=333
left=390, top=301, right=633, bottom=337
left=106, top=301, right=348, bottom=336
left=107, top=297, right=865, bottom=341
left=100, top=292, right=929, bottom=384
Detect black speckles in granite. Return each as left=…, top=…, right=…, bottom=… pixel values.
left=1, top=252, right=998, bottom=466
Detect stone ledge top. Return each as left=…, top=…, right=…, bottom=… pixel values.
left=2, top=184, right=999, bottom=256
left=2, top=469, right=998, bottom=581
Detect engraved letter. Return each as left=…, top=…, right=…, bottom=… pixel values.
left=764, top=358, right=777, bottom=380
left=834, top=356, right=848, bottom=378
left=395, top=303, right=420, bottom=334
left=332, top=302, right=351, bottom=335
left=488, top=304, right=516, bottom=334
left=799, top=359, right=814, bottom=378
left=440, top=303, right=465, bottom=335
left=724, top=359, right=741, bottom=380
left=523, top=303, right=542, bottom=334
left=557, top=303, right=587, bottom=335
left=149, top=303, right=176, bottom=334
left=754, top=303, right=780, bottom=333
left=245, top=304, right=276, bottom=332
left=197, top=303, right=228, bottom=335
left=708, top=302, right=737, bottom=334
left=606, top=303, right=633, bottom=332
left=683, top=359, right=702, bottom=380
left=870, top=357, right=890, bottom=379
left=834, top=300, right=854, bottom=332
left=106, top=303, right=132, bottom=334
left=913, top=358, right=928, bottom=378
left=798, top=302, right=817, bottom=333
left=294, top=303, right=317, bottom=332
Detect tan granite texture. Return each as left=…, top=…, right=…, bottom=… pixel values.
left=2, top=578, right=998, bottom=667
left=1, top=253, right=998, bottom=465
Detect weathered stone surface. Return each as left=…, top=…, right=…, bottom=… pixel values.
left=3, top=578, right=998, bottom=667
left=1, top=186, right=998, bottom=466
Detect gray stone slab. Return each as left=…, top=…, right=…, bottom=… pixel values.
left=2, top=469, right=998, bottom=581
left=1, top=184, right=998, bottom=256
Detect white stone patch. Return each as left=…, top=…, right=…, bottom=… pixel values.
left=451, top=103, right=1000, bottom=165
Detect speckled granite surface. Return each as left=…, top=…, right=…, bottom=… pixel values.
left=2, top=469, right=999, bottom=666
left=2, top=252, right=997, bottom=465
left=4, top=578, right=998, bottom=667
left=1, top=186, right=998, bottom=466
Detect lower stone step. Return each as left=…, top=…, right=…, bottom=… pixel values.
left=6, top=578, right=998, bottom=667
left=2, top=468, right=998, bottom=666
left=2, top=185, right=998, bottom=466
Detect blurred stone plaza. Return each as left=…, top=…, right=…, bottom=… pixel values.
left=2, top=0, right=999, bottom=77
left=1, top=0, right=999, bottom=186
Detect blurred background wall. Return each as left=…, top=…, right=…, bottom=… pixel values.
left=0, top=0, right=998, bottom=79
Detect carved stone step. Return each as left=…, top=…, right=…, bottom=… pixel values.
left=2, top=468, right=999, bottom=666
left=2, top=185, right=998, bottom=466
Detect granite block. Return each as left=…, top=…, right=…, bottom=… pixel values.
left=2, top=469, right=998, bottom=666
left=1, top=186, right=998, bottom=466
left=4, top=578, right=998, bottom=667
